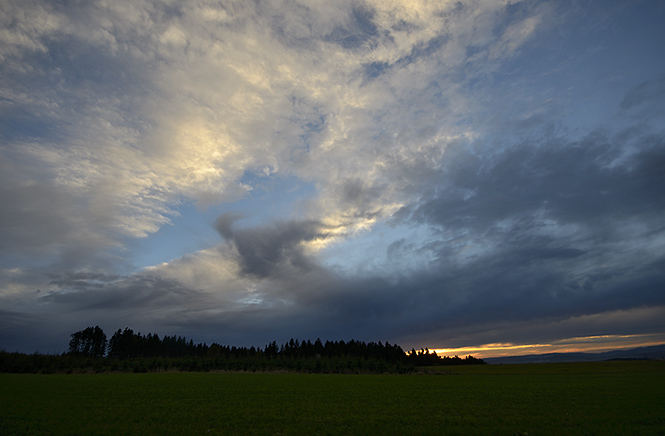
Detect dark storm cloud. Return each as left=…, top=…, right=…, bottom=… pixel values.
left=404, top=130, right=665, bottom=231
left=0, top=309, right=57, bottom=353
left=0, top=271, right=214, bottom=353
left=41, top=274, right=198, bottom=312
left=215, top=214, right=334, bottom=278
left=333, top=240, right=665, bottom=350
left=337, top=178, right=385, bottom=214
left=197, top=125, right=665, bottom=346
left=369, top=127, right=665, bottom=346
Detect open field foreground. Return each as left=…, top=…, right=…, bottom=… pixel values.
left=1, top=361, right=664, bottom=435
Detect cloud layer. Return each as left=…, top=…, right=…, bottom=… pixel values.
left=1, top=0, right=664, bottom=353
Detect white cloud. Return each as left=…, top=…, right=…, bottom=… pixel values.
left=143, top=247, right=248, bottom=298
left=0, top=0, right=553, bottom=275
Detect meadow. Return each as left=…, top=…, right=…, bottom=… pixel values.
left=1, top=360, right=663, bottom=435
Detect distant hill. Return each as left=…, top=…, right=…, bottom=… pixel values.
left=484, top=344, right=665, bottom=364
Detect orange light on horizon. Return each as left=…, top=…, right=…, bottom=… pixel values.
left=426, top=333, right=665, bottom=359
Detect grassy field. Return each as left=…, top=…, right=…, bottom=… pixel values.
left=1, top=360, right=663, bottom=435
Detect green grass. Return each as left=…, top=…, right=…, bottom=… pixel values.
left=1, top=360, right=664, bottom=435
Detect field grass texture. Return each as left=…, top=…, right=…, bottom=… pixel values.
left=1, top=360, right=663, bottom=435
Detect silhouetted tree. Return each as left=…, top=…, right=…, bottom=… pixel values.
left=68, top=326, right=107, bottom=357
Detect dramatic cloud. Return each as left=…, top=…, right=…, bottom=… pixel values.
left=1, top=0, right=664, bottom=354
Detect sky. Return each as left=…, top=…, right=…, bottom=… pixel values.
left=1, top=0, right=664, bottom=357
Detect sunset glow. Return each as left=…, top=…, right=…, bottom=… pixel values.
left=432, top=334, right=665, bottom=359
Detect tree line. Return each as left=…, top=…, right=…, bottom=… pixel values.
left=0, top=326, right=484, bottom=374
left=406, top=348, right=486, bottom=366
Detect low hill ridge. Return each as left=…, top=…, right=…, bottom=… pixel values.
left=484, top=344, right=665, bottom=364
